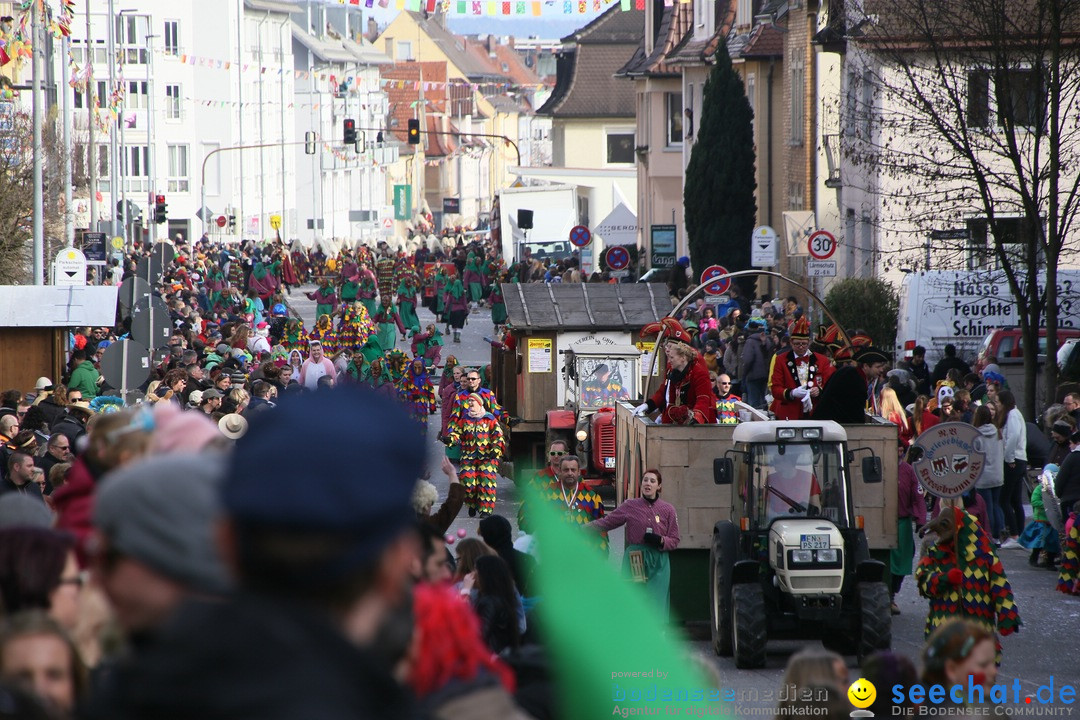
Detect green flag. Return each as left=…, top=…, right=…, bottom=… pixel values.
left=527, top=485, right=726, bottom=718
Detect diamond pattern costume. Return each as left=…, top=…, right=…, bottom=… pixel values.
left=447, top=412, right=505, bottom=516
left=1058, top=511, right=1080, bottom=595
left=916, top=507, right=1021, bottom=663
left=397, top=362, right=437, bottom=430
left=521, top=478, right=607, bottom=553
left=375, top=257, right=396, bottom=299
left=336, top=303, right=377, bottom=355
left=448, top=387, right=502, bottom=438
left=282, top=319, right=310, bottom=354
left=307, top=315, right=339, bottom=356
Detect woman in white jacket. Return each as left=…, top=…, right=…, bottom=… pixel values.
left=998, top=390, right=1028, bottom=547
left=973, top=404, right=1005, bottom=543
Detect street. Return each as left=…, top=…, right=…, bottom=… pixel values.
left=289, top=284, right=1077, bottom=703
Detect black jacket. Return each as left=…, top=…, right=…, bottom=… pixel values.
left=812, top=366, right=869, bottom=425
left=1055, top=449, right=1080, bottom=512
left=85, top=595, right=417, bottom=720
left=930, top=356, right=972, bottom=385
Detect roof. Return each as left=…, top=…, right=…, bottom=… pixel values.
left=291, top=21, right=358, bottom=64
left=244, top=0, right=302, bottom=13
left=342, top=37, right=392, bottom=66
left=381, top=62, right=449, bottom=146
left=401, top=12, right=504, bottom=81
left=618, top=2, right=693, bottom=77
left=740, top=22, right=785, bottom=58
left=502, top=283, right=666, bottom=332
left=0, top=286, right=119, bottom=327
left=536, top=6, right=641, bottom=119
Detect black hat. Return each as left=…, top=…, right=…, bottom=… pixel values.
left=854, top=346, right=889, bottom=365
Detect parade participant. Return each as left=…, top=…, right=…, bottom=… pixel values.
left=432, top=265, right=450, bottom=323
left=307, top=314, right=339, bottom=356
left=1058, top=502, right=1080, bottom=595
left=813, top=345, right=890, bottom=424
left=305, top=278, right=338, bottom=321
left=518, top=454, right=607, bottom=551
left=447, top=369, right=502, bottom=442
left=920, top=620, right=997, bottom=704
left=375, top=252, right=396, bottom=299
left=1019, top=475, right=1060, bottom=569
left=357, top=263, right=379, bottom=317
left=444, top=393, right=505, bottom=518
left=714, top=373, right=741, bottom=424
left=336, top=303, right=377, bottom=356
left=385, top=349, right=409, bottom=386
left=299, top=341, right=336, bottom=391
left=443, top=275, right=469, bottom=344
left=373, top=297, right=406, bottom=351
left=249, top=322, right=272, bottom=357
left=916, top=504, right=1020, bottom=663
left=248, top=257, right=280, bottom=301
left=488, top=280, right=507, bottom=333
left=634, top=318, right=716, bottom=425
left=764, top=445, right=821, bottom=518
left=281, top=318, right=308, bottom=354
left=89, top=386, right=424, bottom=718
left=396, top=273, right=421, bottom=335
left=398, top=359, right=437, bottom=430
left=891, top=450, right=927, bottom=614
left=463, top=253, right=486, bottom=305
left=410, top=324, right=444, bottom=367
left=587, top=469, right=680, bottom=617
left=769, top=317, right=833, bottom=420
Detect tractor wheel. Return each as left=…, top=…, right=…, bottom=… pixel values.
left=732, top=584, right=767, bottom=669
left=709, top=533, right=734, bottom=656
left=857, top=581, right=892, bottom=662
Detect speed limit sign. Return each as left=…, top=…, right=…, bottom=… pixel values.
left=807, top=230, right=837, bottom=260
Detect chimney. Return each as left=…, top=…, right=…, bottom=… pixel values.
left=487, top=34, right=497, bottom=54
left=367, top=17, right=378, bottom=41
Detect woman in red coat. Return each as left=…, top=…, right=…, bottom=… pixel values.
left=634, top=319, right=717, bottom=425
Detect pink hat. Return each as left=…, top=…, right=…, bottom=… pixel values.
left=256, top=322, right=269, bottom=330
left=149, top=403, right=223, bottom=455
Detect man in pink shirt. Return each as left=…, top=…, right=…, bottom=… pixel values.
left=299, top=340, right=336, bottom=390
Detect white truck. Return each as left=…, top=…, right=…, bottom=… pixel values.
left=895, top=269, right=1080, bottom=366
left=498, top=184, right=596, bottom=268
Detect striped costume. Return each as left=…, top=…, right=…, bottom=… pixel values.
left=521, top=479, right=607, bottom=553
left=1058, top=511, right=1080, bottom=595
left=447, top=412, right=505, bottom=516
left=916, top=507, right=1021, bottom=663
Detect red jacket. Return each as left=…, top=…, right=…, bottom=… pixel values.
left=50, top=456, right=98, bottom=568
left=769, top=350, right=834, bottom=420
left=647, top=355, right=717, bottom=425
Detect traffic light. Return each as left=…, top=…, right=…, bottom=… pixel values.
left=227, top=214, right=236, bottom=232
left=407, top=118, right=420, bottom=145
left=154, top=195, right=167, bottom=224
left=305, top=131, right=316, bottom=155
left=343, top=118, right=357, bottom=145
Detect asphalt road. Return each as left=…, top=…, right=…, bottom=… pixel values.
left=287, top=283, right=1077, bottom=705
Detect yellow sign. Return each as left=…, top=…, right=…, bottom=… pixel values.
left=269, top=214, right=282, bottom=230
left=111, top=236, right=124, bottom=250
left=636, top=341, right=660, bottom=376
left=527, top=338, right=552, bottom=373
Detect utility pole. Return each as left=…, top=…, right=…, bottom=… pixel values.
left=62, top=33, right=74, bottom=248
left=106, top=0, right=120, bottom=242
left=87, top=6, right=98, bottom=237
left=31, top=0, right=44, bottom=283
left=146, top=24, right=156, bottom=243
left=235, top=1, right=245, bottom=241
left=257, top=13, right=269, bottom=242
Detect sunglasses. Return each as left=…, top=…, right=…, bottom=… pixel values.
left=719, top=382, right=731, bottom=386
left=549, top=450, right=566, bottom=457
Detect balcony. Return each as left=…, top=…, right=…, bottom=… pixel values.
left=822, top=133, right=842, bottom=189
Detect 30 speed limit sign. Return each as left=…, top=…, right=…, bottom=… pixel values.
left=807, top=230, right=837, bottom=260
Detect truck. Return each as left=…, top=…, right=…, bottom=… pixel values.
left=493, top=282, right=669, bottom=490
left=895, top=269, right=1080, bottom=367
left=614, top=404, right=899, bottom=653
left=497, top=184, right=581, bottom=265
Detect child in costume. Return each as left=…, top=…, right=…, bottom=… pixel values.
left=373, top=296, right=405, bottom=351
left=488, top=281, right=507, bottom=333
left=916, top=504, right=1021, bottom=663
left=397, top=358, right=437, bottom=430
left=1058, top=502, right=1080, bottom=595
left=1019, top=482, right=1060, bottom=569
left=444, top=392, right=506, bottom=517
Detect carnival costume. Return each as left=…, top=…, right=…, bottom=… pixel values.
left=448, top=387, right=503, bottom=438
left=307, top=315, right=339, bottom=356
left=916, top=506, right=1021, bottom=663
left=411, top=327, right=444, bottom=367
left=396, top=276, right=421, bottom=334
left=375, top=256, right=396, bottom=299
left=443, top=278, right=469, bottom=342
left=305, top=282, right=338, bottom=321
left=1058, top=510, right=1080, bottom=595
left=769, top=317, right=834, bottom=420
left=463, top=254, right=486, bottom=303
left=398, top=362, right=437, bottom=429
left=639, top=318, right=717, bottom=425
left=385, top=349, right=409, bottom=386
left=282, top=319, right=309, bottom=354
left=336, top=303, right=378, bottom=355
left=520, top=478, right=607, bottom=552
left=374, top=301, right=405, bottom=351
left=446, top=410, right=505, bottom=516
left=358, top=267, right=378, bottom=317
left=489, top=283, right=507, bottom=328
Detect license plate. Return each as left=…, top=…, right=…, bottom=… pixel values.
left=604, top=457, right=616, bottom=469
left=800, top=534, right=829, bottom=549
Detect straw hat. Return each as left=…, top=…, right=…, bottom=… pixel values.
left=218, top=413, right=249, bottom=440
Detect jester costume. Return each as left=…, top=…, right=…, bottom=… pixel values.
left=443, top=278, right=469, bottom=340
left=489, top=283, right=507, bottom=327
left=373, top=301, right=405, bottom=351
left=916, top=507, right=1021, bottom=663
left=357, top=267, right=379, bottom=317
left=336, top=303, right=378, bottom=355
left=385, top=349, right=409, bottom=386
left=397, top=362, right=437, bottom=429
left=519, top=478, right=607, bottom=552
left=307, top=315, right=339, bottom=356
left=340, top=275, right=360, bottom=305
left=282, top=319, right=309, bottom=354
left=396, top=276, right=421, bottom=334
left=1058, top=511, right=1080, bottom=595
left=305, top=282, right=338, bottom=321
left=249, top=260, right=281, bottom=301
left=448, top=387, right=503, bottom=439
left=463, top=254, right=485, bottom=303
left=393, top=255, right=413, bottom=291
left=446, top=411, right=506, bottom=516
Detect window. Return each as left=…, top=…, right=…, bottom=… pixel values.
left=788, top=183, right=804, bottom=211
left=396, top=41, right=414, bottom=61
left=995, top=69, right=1045, bottom=130
left=116, top=15, right=149, bottom=64
left=163, top=20, right=180, bottom=56
left=844, top=69, right=858, bottom=137
left=126, top=81, right=148, bottom=110
left=165, top=85, right=182, bottom=120
left=123, top=146, right=148, bottom=177
left=790, top=59, right=805, bottom=144
left=967, top=70, right=989, bottom=128
left=167, top=145, right=189, bottom=192
left=74, top=81, right=107, bottom=110
left=965, top=216, right=1041, bottom=270
left=606, top=131, right=635, bottom=164
left=666, top=92, right=683, bottom=146
left=745, top=74, right=755, bottom=135
left=861, top=70, right=873, bottom=136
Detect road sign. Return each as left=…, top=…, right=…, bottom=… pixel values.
left=100, top=338, right=152, bottom=396
left=569, top=225, right=592, bottom=248
left=216, top=215, right=227, bottom=228
left=807, top=230, right=837, bottom=260
left=130, top=295, right=172, bottom=349
left=700, top=265, right=731, bottom=296
left=751, top=226, right=779, bottom=267
left=604, top=245, right=630, bottom=271
left=270, top=214, right=282, bottom=230
left=53, top=248, right=87, bottom=285
left=111, top=236, right=124, bottom=250
left=117, top=276, right=152, bottom=319
left=81, top=232, right=108, bottom=265
left=806, top=260, right=837, bottom=277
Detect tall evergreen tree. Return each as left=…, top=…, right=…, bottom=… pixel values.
left=683, top=41, right=757, bottom=283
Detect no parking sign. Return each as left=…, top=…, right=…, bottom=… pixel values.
left=605, top=246, right=630, bottom=271
left=700, top=265, right=730, bottom=295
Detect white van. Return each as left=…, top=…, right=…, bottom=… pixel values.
left=895, top=270, right=1080, bottom=366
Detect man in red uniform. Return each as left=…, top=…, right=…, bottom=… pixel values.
left=769, top=317, right=834, bottom=420
left=634, top=318, right=717, bottom=425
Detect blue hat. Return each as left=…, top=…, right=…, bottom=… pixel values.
left=677, top=256, right=690, bottom=267
left=223, top=385, right=424, bottom=543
